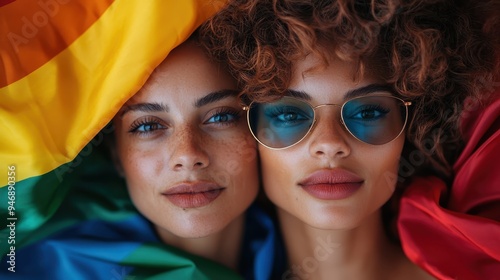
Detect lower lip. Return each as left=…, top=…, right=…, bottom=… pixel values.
left=163, top=189, right=224, bottom=208
left=301, top=183, right=362, bottom=200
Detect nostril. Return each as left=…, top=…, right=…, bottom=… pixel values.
left=174, top=163, right=183, bottom=169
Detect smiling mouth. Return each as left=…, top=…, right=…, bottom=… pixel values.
left=162, top=182, right=225, bottom=208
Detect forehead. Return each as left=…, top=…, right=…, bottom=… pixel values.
left=129, top=42, right=236, bottom=103
left=289, top=53, right=386, bottom=94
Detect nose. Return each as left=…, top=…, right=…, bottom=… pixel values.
left=168, top=125, right=209, bottom=171
left=308, top=113, right=351, bottom=160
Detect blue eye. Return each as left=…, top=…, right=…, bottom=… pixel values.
left=205, top=108, right=241, bottom=125
left=277, top=112, right=304, bottom=122
left=206, top=113, right=235, bottom=123
left=265, top=106, right=311, bottom=127
left=135, top=122, right=163, bottom=132
left=347, top=105, right=390, bottom=121
left=129, top=118, right=166, bottom=135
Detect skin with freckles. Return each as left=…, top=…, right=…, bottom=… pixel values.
left=112, top=41, right=259, bottom=267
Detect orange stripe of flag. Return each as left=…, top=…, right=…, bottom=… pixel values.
left=0, top=0, right=113, bottom=87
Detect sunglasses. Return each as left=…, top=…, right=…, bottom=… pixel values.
left=243, top=95, right=412, bottom=149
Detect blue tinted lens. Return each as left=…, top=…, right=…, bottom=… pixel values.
left=248, top=96, right=406, bottom=148
left=249, top=97, right=314, bottom=148
left=342, top=96, right=405, bottom=145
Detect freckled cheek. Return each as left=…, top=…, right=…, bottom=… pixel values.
left=234, top=133, right=258, bottom=160
left=120, top=148, right=168, bottom=217
left=214, top=130, right=257, bottom=162
left=210, top=132, right=259, bottom=190
left=120, top=145, right=164, bottom=188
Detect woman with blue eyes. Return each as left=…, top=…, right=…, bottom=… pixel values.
left=111, top=35, right=282, bottom=279
left=202, top=0, right=500, bottom=279
left=0, top=32, right=284, bottom=279
left=244, top=51, right=428, bottom=280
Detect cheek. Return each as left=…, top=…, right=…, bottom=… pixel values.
left=118, top=149, right=161, bottom=225
left=219, top=133, right=257, bottom=172
left=259, top=147, right=297, bottom=200
left=116, top=138, right=165, bottom=205
left=364, top=138, right=405, bottom=198
left=213, top=133, right=259, bottom=191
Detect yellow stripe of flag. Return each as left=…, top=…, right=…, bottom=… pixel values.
left=0, top=0, right=227, bottom=186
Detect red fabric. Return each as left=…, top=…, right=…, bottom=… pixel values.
left=398, top=92, right=500, bottom=279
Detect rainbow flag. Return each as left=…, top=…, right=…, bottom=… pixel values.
left=0, top=0, right=281, bottom=278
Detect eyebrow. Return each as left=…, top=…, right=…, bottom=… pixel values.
left=120, top=89, right=239, bottom=117
left=284, top=89, right=312, bottom=100
left=285, top=84, right=395, bottom=101
left=193, top=89, right=239, bottom=108
left=344, top=84, right=395, bottom=99
left=120, top=102, right=169, bottom=117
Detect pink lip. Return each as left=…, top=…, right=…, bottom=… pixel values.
left=162, top=182, right=225, bottom=208
left=298, top=169, right=364, bottom=200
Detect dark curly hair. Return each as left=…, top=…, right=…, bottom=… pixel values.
left=200, top=0, right=500, bottom=180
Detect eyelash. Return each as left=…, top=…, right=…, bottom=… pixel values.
left=128, top=117, right=165, bottom=135
left=127, top=107, right=241, bottom=136
left=204, top=107, right=241, bottom=126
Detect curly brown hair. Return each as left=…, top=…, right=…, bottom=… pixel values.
left=200, top=0, right=500, bottom=180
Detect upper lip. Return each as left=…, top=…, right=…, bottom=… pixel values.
left=298, top=169, right=364, bottom=186
left=162, top=181, right=224, bottom=195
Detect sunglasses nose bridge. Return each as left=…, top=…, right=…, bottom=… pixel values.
left=307, top=103, right=346, bottom=137
left=311, top=103, right=343, bottom=124
left=312, top=103, right=341, bottom=110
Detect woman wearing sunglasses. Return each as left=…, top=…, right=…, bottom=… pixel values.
left=201, top=0, right=500, bottom=279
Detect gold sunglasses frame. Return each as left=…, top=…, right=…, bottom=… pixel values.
left=242, top=95, right=412, bottom=150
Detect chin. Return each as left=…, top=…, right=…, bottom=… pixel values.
left=169, top=214, right=232, bottom=238
left=306, top=217, right=361, bottom=231
left=291, top=204, right=366, bottom=231
left=172, top=226, right=223, bottom=239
